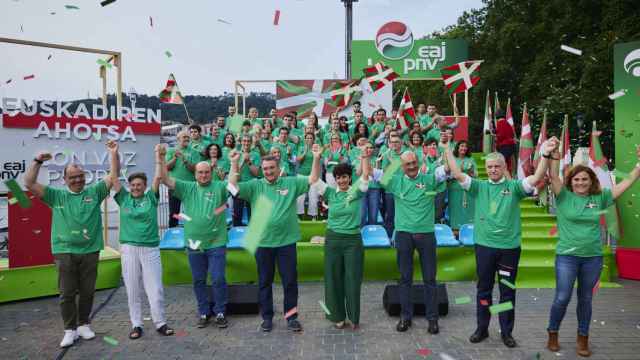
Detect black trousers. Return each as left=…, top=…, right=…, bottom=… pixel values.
left=168, top=191, right=181, bottom=228
left=232, top=198, right=251, bottom=226
left=255, top=243, right=298, bottom=321
left=474, top=244, right=521, bottom=335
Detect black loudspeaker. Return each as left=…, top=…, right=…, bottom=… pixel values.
left=225, top=284, right=259, bottom=315
left=382, top=283, right=449, bottom=317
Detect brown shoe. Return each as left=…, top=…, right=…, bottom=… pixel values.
left=577, top=333, right=592, bottom=357
left=547, top=331, right=560, bottom=352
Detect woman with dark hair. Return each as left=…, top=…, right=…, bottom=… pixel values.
left=324, top=134, right=348, bottom=187
left=408, top=130, right=424, bottom=163
left=220, top=133, right=237, bottom=173
left=338, top=115, right=350, bottom=134
left=203, top=143, right=226, bottom=181
left=311, top=144, right=373, bottom=330
left=545, top=138, right=640, bottom=357
left=447, top=141, right=477, bottom=234
left=354, top=122, right=369, bottom=142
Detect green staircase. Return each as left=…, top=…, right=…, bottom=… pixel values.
left=470, top=153, right=618, bottom=288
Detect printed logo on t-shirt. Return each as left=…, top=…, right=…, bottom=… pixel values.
left=500, top=189, right=511, bottom=196
left=83, top=196, right=93, bottom=203
left=278, top=189, right=289, bottom=196
left=415, top=183, right=425, bottom=189
left=585, top=202, right=597, bottom=209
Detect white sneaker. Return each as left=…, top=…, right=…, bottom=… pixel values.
left=60, top=330, right=78, bottom=348
left=77, top=325, right=96, bottom=340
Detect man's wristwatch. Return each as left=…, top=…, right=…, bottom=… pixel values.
left=33, top=158, right=43, bottom=164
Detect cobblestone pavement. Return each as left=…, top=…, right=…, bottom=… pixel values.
left=1, top=280, right=639, bottom=360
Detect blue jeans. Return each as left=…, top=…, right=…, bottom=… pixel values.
left=360, top=189, right=381, bottom=227
left=548, top=255, right=603, bottom=336
left=255, top=243, right=298, bottom=321
left=187, top=247, right=227, bottom=316
left=396, top=232, right=438, bottom=321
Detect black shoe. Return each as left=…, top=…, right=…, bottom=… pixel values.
left=214, top=313, right=228, bottom=329
left=396, top=319, right=411, bottom=332
left=427, top=320, right=439, bottom=334
left=261, top=319, right=273, bottom=332
left=197, top=315, right=210, bottom=329
left=469, top=329, right=489, bottom=343
left=287, top=319, right=303, bottom=332
left=502, top=334, right=517, bottom=348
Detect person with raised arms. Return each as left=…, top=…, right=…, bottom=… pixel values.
left=445, top=138, right=558, bottom=348
left=112, top=144, right=174, bottom=340
left=296, top=132, right=321, bottom=220
left=158, top=147, right=230, bottom=330
left=165, top=131, right=196, bottom=228
left=545, top=140, right=640, bottom=357
left=227, top=146, right=321, bottom=332
left=24, top=140, right=120, bottom=348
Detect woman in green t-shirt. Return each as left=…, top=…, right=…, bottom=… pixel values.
left=203, top=143, right=226, bottom=181
left=324, top=134, right=348, bottom=187
left=312, top=144, right=372, bottom=330
left=448, top=141, right=477, bottom=234
left=545, top=141, right=640, bottom=357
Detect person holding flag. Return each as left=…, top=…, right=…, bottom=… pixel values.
left=545, top=139, right=640, bottom=357
left=446, top=138, right=558, bottom=348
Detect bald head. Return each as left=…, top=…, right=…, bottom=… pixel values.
left=194, top=161, right=212, bottom=185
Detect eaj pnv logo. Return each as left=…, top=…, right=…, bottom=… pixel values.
left=375, top=21, right=414, bottom=60
left=624, top=49, right=640, bottom=77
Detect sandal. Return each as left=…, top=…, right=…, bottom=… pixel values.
left=156, top=324, right=175, bottom=336
left=129, top=326, right=143, bottom=340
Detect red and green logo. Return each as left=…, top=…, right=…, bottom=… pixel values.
left=375, top=21, right=414, bottom=60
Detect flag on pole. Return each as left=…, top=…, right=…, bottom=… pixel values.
left=441, top=60, right=482, bottom=95
left=159, top=73, right=184, bottom=104
left=533, top=110, right=548, bottom=171
left=505, top=98, right=515, bottom=129
left=395, top=88, right=416, bottom=130
left=482, top=90, right=493, bottom=154
left=328, top=79, right=362, bottom=108
left=517, top=103, right=534, bottom=180
left=559, top=115, right=572, bottom=180
left=363, top=62, right=399, bottom=92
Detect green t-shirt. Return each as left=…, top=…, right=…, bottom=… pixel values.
left=237, top=176, right=309, bottom=247
left=166, top=147, right=196, bottom=181
left=467, top=178, right=530, bottom=249
left=42, top=181, right=109, bottom=254
left=425, top=128, right=441, bottom=142
left=382, top=172, right=441, bottom=233
left=296, top=144, right=314, bottom=176
left=238, top=150, right=261, bottom=182
left=115, top=189, right=159, bottom=247
left=174, top=179, right=229, bottom=249
left=449, top=157, right=477, bottom=191
left=324, top=147, right=348, bottom=173
left=188, top=138, right=212, bottom=162
left=323, top=185, right=366, bottom=234
left=418, top=114, right=432, bottom=128
left=555, top=188, right=613, bottom=257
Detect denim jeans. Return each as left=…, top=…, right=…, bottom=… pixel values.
left=547, top=255, right=603, bottom=336
left=232, top=197, right=251, bottom=226
left=187, top=247, right=227, bottom=316
left=395, top=231, right=438, bottom=321
left=360, top=188, right=381, bottom=227
left=475, top=244, right=521, bottom=335
left=383, top=192, right=395, bottom=238
left=255, top=243, right=298, bottom=321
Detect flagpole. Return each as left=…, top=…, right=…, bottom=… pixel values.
left=182, top=102, right=192, bottom=124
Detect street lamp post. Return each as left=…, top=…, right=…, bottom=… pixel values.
left=341, top=0, right=358, bottom=79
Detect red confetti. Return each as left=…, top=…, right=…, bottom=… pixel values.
left=175, top=330, right=187, bottom=337
left=273, top=10, right=280, bottom=25
left=284, top=306, right=298, bottom=319
left=592, top=280, right=600, bottom=295
left=416, top=348, right=432, bottom=357
left=480, top=299, right=489, bottom=306
left=23, top=74, right=35, bottom=80
left=549, top=225, right=558, bottom=236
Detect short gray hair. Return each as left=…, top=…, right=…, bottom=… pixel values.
left=485, top=152, right=506, bottom=166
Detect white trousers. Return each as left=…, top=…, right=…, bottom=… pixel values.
left=121, top=244, right=166, bottom=329
left=296, top=185, right=320, bottom=216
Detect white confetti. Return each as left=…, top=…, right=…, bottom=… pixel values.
left=601, top=321, right=605, bottom=325
left=178, top=213, right=192, bottom=222
left=561, top=45, right=582, bottom=56
left=143, top=317, right=151, bottom=321
left=439, top=353, right=457, bottom=360
left=608, top=89, right=627, bottom=100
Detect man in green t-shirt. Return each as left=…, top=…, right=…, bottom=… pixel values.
left=376, top=150, right=448, bottom=335
left=24, top=140, right=120, bottom=348
left=296, top=132, right=320, bottom=219
left=166, top=131, right=196, bottom=227
left=379, top=135, right=404, bottom=237
left=159, top=151, right=231, bottom=330
left=227, top=147, right=321, bottom=333
left=188, top=124, right=212, bottom=161
left=446, top=139, right=556, bottom=348
left=112, top=144, right=174, bottom=339
left=233, top=135, right=261, bottom=226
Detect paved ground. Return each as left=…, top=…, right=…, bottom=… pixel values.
left=1, top=280, right=639, bottom=360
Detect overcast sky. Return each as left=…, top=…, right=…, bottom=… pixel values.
left=0, top=0, right=482, bottom=100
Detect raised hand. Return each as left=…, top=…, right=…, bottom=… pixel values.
left=35, top=152, right=52, bottom=162
left=154, top=144, right=166, bottom=161
left=106, top=139, right=119, bottom=154
left=311, top=143, right=322, bottom=158
left=229, top=149, right=240, bottom=163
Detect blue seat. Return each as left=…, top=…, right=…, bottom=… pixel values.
left=225, top=208, right=232, bottom=225
left=361, top=225, right=391, bottom=247
left=227, top=226, right=247, bottom=249
left=160, top=227, right=185, bottom=250
left=435, top=224, right=460, bottom=247
left=459, top=224, right=474, bottom=246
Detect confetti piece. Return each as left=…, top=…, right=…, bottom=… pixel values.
left=100, top=0, right=116, bottom=7
left=608, top=89, right=627, bottom=100
left=489, top=301, right=513, bottom=315
left=318, top=300, right=330, bottom=315
left=4, top=179, right=32, bottom=208
left=480, top=299, right=489, bottom=306
left=243, top=196, right=273, bottom=254
left=174, top=330, right=188, bottom=337
left=217, top=18, right=232, bottom=25
left=64, top=5, right=80, bottom=10
left=149, top=16, right=153, bottom=27
left=592, top=280, right=600, bottom=295
left=273, top=10, right=280, bottom=25
left=47, top=54, right=52, bottom=60
left=143, top=317, right=151, bottom=321
left=549, top=225, right=558, bottom=236
left=560, top=45, right=582, bottom=56
left=500, top=278, right=516, bottom=289
left=165, top=50, right=172, bottom=58
left=380, top=159, right=401, bottom=186
left=424, top=191, right=437, bottom=197
left=177, top=213, right=192, bottom=221
left=454, top=296, right=471, bottom=305
left=498, top=270, right=510, bottom=276
left=103, top=336, right=118, bottom=346
left=439, top=353, right=457, bottom=360
left=33, top=230, right=42, bottom=235
left=5, top=79, right=12, bottom=84
left=8, top=198, right=18, bottom=205
left=97, top=59, right=112, bottom=68
left=416, top=348, right=432, bottom=357
left=285, top=306, right=299, bottom=319
left=23, top=75, right=35, bottom=80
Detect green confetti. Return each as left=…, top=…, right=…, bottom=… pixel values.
left=454, top=296, right=471, bottom=305
left=243, top=196, right=273, bottom=254
left=8, top=198, right=18, bottom=205
left=489, top=301, right=513, bottom=315
left=424, top=191, right=437, bottom=197
left=103, top=336, right=118, bottom=346
left=96, top=59, right=112, bottom=68
left=380, top=159, right=401, bottom=187
left=64, top=5, right=79, bottom=10
left=500, top=278, right=516, bottom=289
left=318, top=300, right=331, bottom=315
left=164, top=50, right=172, bottom=58
left=4, top=179, right=32, bottom=209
